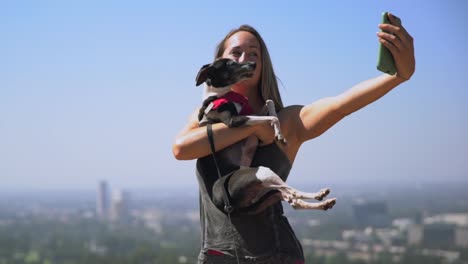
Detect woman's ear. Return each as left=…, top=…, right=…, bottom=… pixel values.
left=196, top=63, right=212, bottom=86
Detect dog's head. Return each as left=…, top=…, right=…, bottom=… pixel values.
left=195, top=58, right=256, bottom=87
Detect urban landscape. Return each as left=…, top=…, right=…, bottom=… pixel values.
left=1, top=180, right=467, bottom=264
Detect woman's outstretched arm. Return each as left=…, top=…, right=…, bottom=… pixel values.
left=294, top=13, right=415, bottom=143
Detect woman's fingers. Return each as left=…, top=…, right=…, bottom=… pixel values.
left=377, top=31, right=402, bottom=51
left=388, top=12, right=410, bottom=41
left=379, top=13, right=413, bottom=46
left=376, top=13, right=415, bottom=80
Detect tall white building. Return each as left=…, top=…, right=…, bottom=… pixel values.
left=110, top=189, right=130, bottom=223
left=96, top=180, right=109, bottom=221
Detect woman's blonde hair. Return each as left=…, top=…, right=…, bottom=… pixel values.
left=214, top=25, right=284, bottom=111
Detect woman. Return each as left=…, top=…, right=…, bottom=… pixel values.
left=173, top=13, right=415, bottom=264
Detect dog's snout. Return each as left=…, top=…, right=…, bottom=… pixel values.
left=242, top=61, right=256, bottom=70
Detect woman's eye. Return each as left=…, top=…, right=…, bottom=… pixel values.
left=231, top=50, right=241, bottom=57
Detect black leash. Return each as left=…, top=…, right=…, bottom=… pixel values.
left=206, top=124, right=240, bottom=264
left=207, top=124, right=233, bottom=214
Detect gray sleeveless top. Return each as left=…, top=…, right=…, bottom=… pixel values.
left=196, top=139, right=304, bottom=262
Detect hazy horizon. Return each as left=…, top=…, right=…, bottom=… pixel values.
left=1, top=1, right=467, bottom=191
left=1, top=176, right=466, bottom=195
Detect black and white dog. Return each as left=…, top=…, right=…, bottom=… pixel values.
left=196, top=58, right=284, bottom=141
left=196, top=58, right=336, bottom=214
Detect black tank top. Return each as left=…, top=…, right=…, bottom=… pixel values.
left=196, top=139, right=304, bottom=261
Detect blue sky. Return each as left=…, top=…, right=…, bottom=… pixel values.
left=1, top=1, right=467, bottom=191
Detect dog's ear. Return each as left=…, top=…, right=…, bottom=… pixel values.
left=196, top=63, right=212, bottom=86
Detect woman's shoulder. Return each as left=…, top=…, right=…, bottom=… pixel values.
left=277, top=105, right=301, bottom=137
left=278, top=105, right=303, bottom=120
left=275, top=105, right=306, bottom=162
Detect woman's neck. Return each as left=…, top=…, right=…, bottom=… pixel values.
left=249, top=94, right=265, bottom=114
left=232, top=85, right=264, bottom=114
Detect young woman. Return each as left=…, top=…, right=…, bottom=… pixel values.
left=173, top=13, right=415, bottom=264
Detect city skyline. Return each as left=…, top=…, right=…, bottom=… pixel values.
left=1, top=1, right=467, bottom=190
left=1, top=179, right=467, bottom=263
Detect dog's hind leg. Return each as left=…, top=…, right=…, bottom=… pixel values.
left=289, top=198, right=337, bottom=211
left=277, top=186, right=330, bottom=201
left=290, top=188, right=331, bottom=201
left=256, top=167, right=330, bottom=201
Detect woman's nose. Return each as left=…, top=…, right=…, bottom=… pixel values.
left=238, top=52, right=246, bottom=63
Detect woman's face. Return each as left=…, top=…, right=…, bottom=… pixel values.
left=221, top=31, right=262, bottom=93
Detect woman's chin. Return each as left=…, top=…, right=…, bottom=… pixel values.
left=232, top=80, right=255, bottom=92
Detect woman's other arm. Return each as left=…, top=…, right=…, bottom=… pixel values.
left=172, top=109, right=275, bottom=160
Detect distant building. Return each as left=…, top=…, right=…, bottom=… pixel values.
left=392, top=218, right=415, bottom=231
left=424, top=224, right=455, bottom=248
left=416, top=213, right=468, bottom=248
left=455, top=228, right=468, bottom=247
left=342, top=228, right=373, bottom=243
left=424, top=213, right=468, bottom=226
left=407, top=223, right=460, bottom=248
left=96, top=181, right=108, bottom=221
left=407, top=224, right=424, bottom=245
left=110, top=189, right=130, bottom=223
left=352, top=200, right=390, bottom=228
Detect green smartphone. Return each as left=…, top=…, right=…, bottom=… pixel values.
left=377, top=12, right=402, bottom=75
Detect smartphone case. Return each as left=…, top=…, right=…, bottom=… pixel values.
left=377, top=12, right=402, bottom=75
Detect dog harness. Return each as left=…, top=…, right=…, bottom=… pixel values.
left=209, top=91, right=253, bottom=115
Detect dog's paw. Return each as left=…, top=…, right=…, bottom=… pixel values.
left=321, top=198, right=337, bottom=211
left=275, top=133, right=287, bottom=144
left=269, top=117, right=279, bottom=127
left=314, top=188, right=330, bottom=201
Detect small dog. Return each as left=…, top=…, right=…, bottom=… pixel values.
left=196, top=58, right=285, bottom=142
left=196, top=58, right=336, bottom=214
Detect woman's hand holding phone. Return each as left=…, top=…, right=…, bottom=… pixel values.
left=376, top=12, right=415, bottom=81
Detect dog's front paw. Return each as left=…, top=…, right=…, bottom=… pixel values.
left=275, top=133, right=287, bottom=144
left=269, top=117, right=279, bottom=127
left=269, top=117, right=287, bottom=144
